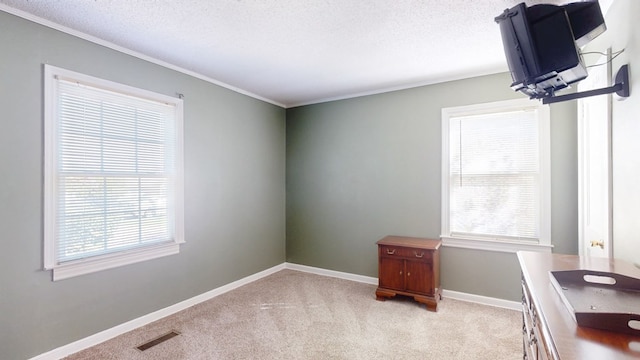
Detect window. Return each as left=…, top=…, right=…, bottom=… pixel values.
left=441, top=98, right=551, bottom=253
left=44, top=65, right=184, bottom=280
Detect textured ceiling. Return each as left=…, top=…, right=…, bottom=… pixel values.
left=0, top=0, right=611, bottom=107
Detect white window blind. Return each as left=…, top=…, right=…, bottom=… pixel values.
left=44, top=65, right=184, bottom=280
left=441, top=99, right=550, bottom=252
left=449, top=110, right=539, bottom=239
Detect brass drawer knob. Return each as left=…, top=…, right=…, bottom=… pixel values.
left=386, top=248, right=396, bottom=255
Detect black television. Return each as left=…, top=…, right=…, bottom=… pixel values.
left=495, top=1, right=606, bottom=100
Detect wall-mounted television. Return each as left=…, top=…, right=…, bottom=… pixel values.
left=495, top=1, right=606, bottom=100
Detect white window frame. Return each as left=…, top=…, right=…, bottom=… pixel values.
left=441, top=98, right=552, bottom=253
left=44, top=65, right=185, bottom=280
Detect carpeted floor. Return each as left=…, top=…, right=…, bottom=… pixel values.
left=64, top=270, right=522, bottom=359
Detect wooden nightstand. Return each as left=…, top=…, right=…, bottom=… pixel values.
left=375, top=235, right=442, bottom=311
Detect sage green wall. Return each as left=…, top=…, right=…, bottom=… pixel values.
left=286, top=72, right=578, bottom=302
left=0, top=11, right=285, bottom=359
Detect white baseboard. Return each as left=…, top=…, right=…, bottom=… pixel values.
left=285, top=262, right=521, bottom=311
left=442, top=289, right=521, bottom=311
left=29, top=263, right=286, bottom=360
left=285, top=262, right=378, bottom=285
left=31, top=262, right=519, bottom=359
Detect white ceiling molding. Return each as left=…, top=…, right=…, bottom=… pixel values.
left=0, top=0, right=613, bottom=108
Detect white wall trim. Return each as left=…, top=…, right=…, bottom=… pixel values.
left=0, top=4, right=285, bottom=108
left=30, top=262, right=520, bottom=359
left=285, top=262, right=378, bottom=285
left=29, top=263, right=286, bottom=360
left=442, top=289, right=521, bottom=311
left=441, top=236, right=554, bottom=254
left=285, top=262, right=521, bottom=311
left=287, top=66, right=507, bottom=108
left=0, top=4, right=511, bottom=109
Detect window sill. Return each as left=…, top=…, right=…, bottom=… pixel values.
left=441, top=236, right=553, bottom=254
left=49, top=242, right=181, bottom=281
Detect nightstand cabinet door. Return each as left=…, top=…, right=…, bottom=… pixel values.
left=378, top=257, right=405, bottom=291
left=405, top=259, right=433, bottom=295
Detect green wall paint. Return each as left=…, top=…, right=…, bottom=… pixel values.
left=286, top=73, right=578, bottom=302
left=1, top=5, right=589, bottom=359
left=0, top=11, right=285, bottom=359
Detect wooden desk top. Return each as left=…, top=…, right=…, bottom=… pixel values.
left=517, top=251, right=640, bottom=359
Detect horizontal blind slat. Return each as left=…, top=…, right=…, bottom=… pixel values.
left=448, top=108, right=540, bottom=239
left=54, top=77, right=176, bottom=264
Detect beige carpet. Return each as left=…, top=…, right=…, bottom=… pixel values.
left=64, top=270, right=522, bottom=359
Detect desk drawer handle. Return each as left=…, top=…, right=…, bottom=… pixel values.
left=414, top=251, right=424, bottom=258
left=386, top=249, right=396, bottom=255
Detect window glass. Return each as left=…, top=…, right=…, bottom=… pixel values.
left=441, top=99, right=550, bottom=251
left=44, top=65, right=184, bottom=280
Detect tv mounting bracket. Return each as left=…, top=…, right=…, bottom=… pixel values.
left=542, top=64, right=630, bottom=104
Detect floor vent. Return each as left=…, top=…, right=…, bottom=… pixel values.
left=136, top=330, right=181, bottom=351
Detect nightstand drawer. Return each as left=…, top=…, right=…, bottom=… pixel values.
left=379, top=245, right=432, bottom=261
